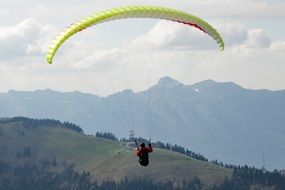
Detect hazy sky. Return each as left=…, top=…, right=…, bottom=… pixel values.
left=0, top=0, right=284, bottom=96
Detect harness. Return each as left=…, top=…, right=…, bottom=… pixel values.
left=139, top=150, right=149, bottom=166
left=135, top=139, right=151, bottom=167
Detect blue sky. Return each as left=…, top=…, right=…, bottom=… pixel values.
left=0, top=0, right=284, bottom=95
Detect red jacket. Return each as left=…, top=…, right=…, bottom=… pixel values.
left=136, top=145, right=153, bottom=157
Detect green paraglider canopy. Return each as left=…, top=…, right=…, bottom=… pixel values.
left=46, top=5, right=224, bottom=64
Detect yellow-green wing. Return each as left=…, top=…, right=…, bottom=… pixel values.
left=46, top=5, right=224, bottom=64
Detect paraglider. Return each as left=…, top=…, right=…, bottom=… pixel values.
left=135, top=140, right=153, bottom=167
left=46, top=5, right=224, bottom=64
left=46, top=5, right=225, bottom=167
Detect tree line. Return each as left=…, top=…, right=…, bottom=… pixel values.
left=96, top=132, right=241, bottom=168
left=0, top=117, right=83, bottom=134
left=97, top=132, right=208, bottom=162
left=1, top=161, right=284, bottom=190
left=0, top=161, right=202, bottom=190
left=211, top=165, right=285, bottom=190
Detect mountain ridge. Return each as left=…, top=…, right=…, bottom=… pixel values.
left=0, top=77, right=284, bottom=170
left=2, top=78, right=284, bottom=96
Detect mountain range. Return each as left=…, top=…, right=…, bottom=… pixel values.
left=0, top=77, right=284, bottom=170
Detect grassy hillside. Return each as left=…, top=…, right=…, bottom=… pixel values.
left=0, top=118, right=232, bottom=187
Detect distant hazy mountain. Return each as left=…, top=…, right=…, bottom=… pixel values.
left=1, top=77, right=285, bottom=170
